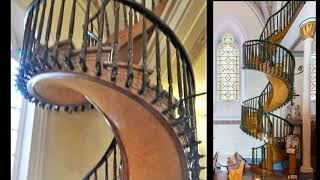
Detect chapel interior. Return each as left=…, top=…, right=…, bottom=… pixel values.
left=212, top=1, right=316, bottom=180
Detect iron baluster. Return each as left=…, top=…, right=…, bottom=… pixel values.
left=27, top=2, right=40, bottom=60
left=132, top=0, right=138, bottom=24
left=104, top=8, right=110, bottom=38
left=166, top=38, right=174, bottom=117
left=126, top=6, right=134, bottom=87
left=95, top=2, right=105, bottom=76
left=20, top=9, right=33, bottom=65
left=280, top=120, right=283, bottom=137
left=252, top=148, right=255, bottom=165
left=105, top=160, right=108, bottom=180
left=122, top=4, right=128, bottom=28
left=182, top=59, right=190, bottom=125
left=152, top=25, right=162, bottom=103
left=152, top=0, right=155, bottom=11
left=188, top=73, right=197, bottom=134
left=176, top=51, right=184, bottom=116
left=90, top=22, right=94, bottom=46
left=79, top=0, right=92, bottom=72
left=21, top=9, right=34, bottom=65
left=139, top=3, right=148, bottom=94
left=111, top=1, right=120, bottom=81
left=42, top=0, right=55, bottom=70
left=113, top=148, right=117, bottom=180
left=119, top=159, right=122, bottom=179
left=25, top=4, right=40, bottom=74
left=64, top=0, right=76, bottom=70
left=51, top=0, right=66, bottom=70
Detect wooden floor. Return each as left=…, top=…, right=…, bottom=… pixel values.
left=213, top=167, right=315, bottom=180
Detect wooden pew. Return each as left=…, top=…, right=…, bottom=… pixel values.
left=227, top=152, right=246, bottom=170
left=234, top=152, right=246, bottom=168
left=228, top=160, right=245, bottom=180
left=227, top=152, right=246, bottom=180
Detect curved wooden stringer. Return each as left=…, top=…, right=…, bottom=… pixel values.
left=28, top=71, right=189, bottom=180
left=240, top=1, right=306, bottom=174
left=16, top=0, right=204, bottom=179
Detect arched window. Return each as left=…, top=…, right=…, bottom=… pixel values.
left=311, top=53, right=316, bottom=101
left=217, top=32, right=240, bottom=101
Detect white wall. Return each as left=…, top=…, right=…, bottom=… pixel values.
left=42, top=110, right=115, bottom=180
left=213, top=1, right=267, bottom=121
left=214, top=124, right=264, bottom=158
left=279, top=54, right=316, bottom=117
left=212, top=1, right=268, bottom=157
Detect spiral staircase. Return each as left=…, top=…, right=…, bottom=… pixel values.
left=240, top=1, right=305, bottom=174
left=15, top=0, right=205, bottom=179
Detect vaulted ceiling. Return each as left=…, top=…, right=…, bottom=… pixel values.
left=247, top=1, right=287, bottom=24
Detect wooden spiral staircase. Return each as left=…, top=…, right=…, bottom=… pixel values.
left=240, top=1, right=305, bottom=174
left=15, top=0, right=205, bottom=179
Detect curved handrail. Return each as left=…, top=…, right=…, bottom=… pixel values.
left=252, top=143, right=267, bottom=150
left=243, top=39, right=296, bottom=57
left=88, top=0, right=162, bottom=23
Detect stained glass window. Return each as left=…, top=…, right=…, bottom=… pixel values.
left=311, top=53, right=316, bottom=101
left=217, top=32, right=240, bottom=101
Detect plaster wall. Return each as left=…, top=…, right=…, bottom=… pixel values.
left=213, top=1, right=267, bottom=121
left=193, top=47, right=207, bottom=179
left=213, top=124, right=264, bottom=158
left=42, top=110, right=115, bottom=180
left=213, top=1, right=273, bottom=157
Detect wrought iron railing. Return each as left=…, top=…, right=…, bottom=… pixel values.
left=241, top=1, right=305, bottom=169
left=82, top=138, right=121, bottom=180
left=260, top=1, right=306, bottom=40
left=252, top=143, right=267, bottom=169
left=242, top=39, right=296, bottom=103
left=86, top=0, right=159, bottom=47
left=16, top=0, right=204, bottom=179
